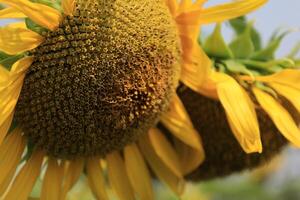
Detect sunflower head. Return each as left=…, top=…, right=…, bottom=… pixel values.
left=0, top=0, right=269, bottom=199
left=14, top=0, right=181, bottom=158
left=178, top=17, right=300, bottom=181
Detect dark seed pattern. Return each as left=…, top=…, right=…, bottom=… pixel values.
left=175, top=86, right=288, bottom=181
left=15, top=0, right=181, bottom=158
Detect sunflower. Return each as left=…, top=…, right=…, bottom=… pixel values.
left=176, top=18, right=300, bottom=180
left=0, top=0, right=266, bottom=199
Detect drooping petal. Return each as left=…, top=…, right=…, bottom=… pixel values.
left=0, top=128, right=25, bottom=192
left=0, top=7, right=26, bottom=19
left=148, top=128, right=181, bottom=177
left=62, top=0, right=76, bottom=16
left=180, top=35, right=212, bottom=91
left=161, top=95, right=204, bottom=151
left=0, top=24, right=43, bottom=55
left=106, top=151, right=135, bottom=200
left=213, top=72, right=262, bottom=153
left=86, top=158, right=109, bottom=200
left=40, top=158, right=64, bottom=200
left=3, top=150, right=44, bottom=200
left=253, top=87, right=300, bottom=147
left=124, top=144, right=154, bottom=200
left=138, top=134, right=185, bottom=196
left=269, top=83, right=300, bottom=113
left=176, top=0, right=267, bottom=25
left=0, top=0, right=62, bottom=30
left=60, top=158, right=84, bottom=200
left=255, top=69, right=300, bottom=90
left=173, top=137, right=205, bottom=175
left=0, top=111, right=14, bottom=145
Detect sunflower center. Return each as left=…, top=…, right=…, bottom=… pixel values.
left=15, top=0, right=181, bottom=158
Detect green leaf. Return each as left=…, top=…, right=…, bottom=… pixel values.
left=229, top=22, right=255, bottom=59
left=251, top=30, right=291, bottom=61
left=229, top=17, right=262, bottom=51
left=223, top=60, right=254, bottom=77
left=0, top=52, right=24, bottom=70
left=29, top=0, right=62, bottom=11
left=204, top=24, right=233, bottom=59
left=25, top=18, right=47, bottom=34
left=287, top=41, right=300, bottom=58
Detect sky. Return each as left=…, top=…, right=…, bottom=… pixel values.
left=203, top=0, right=300, bottom=57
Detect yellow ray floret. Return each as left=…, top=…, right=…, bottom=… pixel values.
left=212, top=72, right=262, bottom=153
left=124, top=144, right=154, bottom=200
left=148, top=128, right=182, bottom=177
left=0, top=57, right=33, bottom=136
left=60, top=158, right=84, bottom=200
left=86, top=158, right=109, bottom=200
left=138, top=134, right=185, bottom=195
left=3, top=150, right=44, bottom=200
left=40, top=158, right=64, bottom=200
left=160, top=95, right=205, bottom=174
left=62, top=0, right=76, bottom=16
left=0, top=7, right=26, bottom=19
left=175, top=0, right=268, bottom=25
left=0, top=22, right=43, bottom=55
left=0, top=128, right=25, bottom=195
left=106, top=151, right=135, bottom=200
left=0, top=0, right=62, bottom=30
left=255, top=69, right=300, bottom=90
left=253, top=87, right=300, bottom=148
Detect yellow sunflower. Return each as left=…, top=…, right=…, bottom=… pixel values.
left=179, top=18, right=300, bottom=180
left=0, top=0, right=266, bottom=199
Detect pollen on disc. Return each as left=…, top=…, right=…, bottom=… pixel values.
left=15, top=0, right=181, bottom=158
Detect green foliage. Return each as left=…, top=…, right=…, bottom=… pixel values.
left=0, top=51, right=24, bottom=70
left=229, top=21, right=255, bottom=59
left=204, top=24, right=233, bottom=59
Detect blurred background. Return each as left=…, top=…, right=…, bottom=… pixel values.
left=1, top=0, right=299, bottom=199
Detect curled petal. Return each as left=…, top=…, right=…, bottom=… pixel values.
left=213, top=72, right=262, bottom=153
left=253, top=87, right=300, bottom=147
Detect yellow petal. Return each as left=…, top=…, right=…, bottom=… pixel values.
left=86, top=157, right=109, bottom=200
left=0, top=24, right=43, bottom=55
left=0, top=65, right=9, bottom=84
left=40, top=158, right=64, bottom=200
left=0, top=7, right=27, bottom=19
left=0, top=0, right=62, bottom=30
left=0, top=56, right=33, bottom=90
left=3, top=150, right=44, bottom=200
left=269, top=83, right=300, bottom=114
left=173, top=137, right=205, bottom=175
left=161, top=94, right=203, bottom=151
left=253, top=87, right=300, bottom=147
left=0, top=111, right=14, bottom=145
left=166, top=0, right=178, bottom=16
left=180, top=36, right=212, bottom=91
left=138, top=134, right=185, bottom=196
left=0, top=128, right=25, bottom=192
left=10, top=56, right=34, bottom=75
left=62, top=0, right=76, bottom=16
left=176, top=0, right=267, bottom=25
left=148, top=128, right=182, bottom=177
left=214, top=72, right=262, bottom=153
left=255, top=69, right=300, bottom=90
left=60, top=158, right=84, bottom=200
left=0, top=76, right=24, bottom=129
left=124, top=144, right=154, bottom=200
left=106, top=151, right=135, bottom=200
